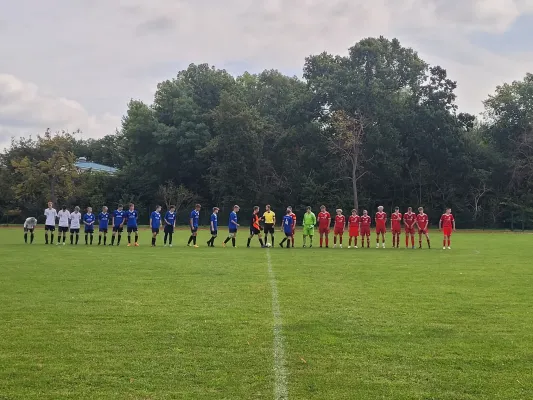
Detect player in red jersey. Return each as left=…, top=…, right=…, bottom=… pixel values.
left=416, top=207, right=431, bottom=249
left=403, top=207, right=416, bottom=248
left=348, top=209, right=360, bottom=248
left=439, top=208, right=455, bottom=250
left=375, top=206, right=387, bottom=248
left=360, top=210, right=371, bottom=248
left=390, top=207, right=402, bottom=248
left=287, top=206, right=297, bottom=248
left=333, top=209, right=346, bottom=248
left=317, top=205, right=331, bottom=248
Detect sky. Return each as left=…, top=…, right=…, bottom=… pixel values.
left=1, top=0, right=532, bottom=148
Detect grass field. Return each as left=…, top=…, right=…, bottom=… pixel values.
left=1, top=228, right=532, bottom=400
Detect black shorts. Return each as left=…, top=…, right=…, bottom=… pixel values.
left=58, top=226, right=69, bottom=233
left=264, top=223, right=274, bottom=234
left=210, top=229, right=218, bottom=236
left=152, top=228, right=160, bottom=234
left=250, top=227, right=261, bottom=235
left=127, top=226, right=138, bottom=233
left=164, top=225, right=174, bottom=234
left=45, top=225, right=55, bottom=231
left=85, top=228, right=94, bottom=234
left=99, top=228, right=108, bottom=233
left=70, top=228, right=80, bottom=234
left=285, top=231, right=293, bottom=237
left=24, top=228, right=34, bottom=233
left=190, top=227, right=198, bottom=233
left=112, top=226, right=123, bottom=233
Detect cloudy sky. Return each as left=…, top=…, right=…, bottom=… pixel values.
left=1, top=0, right=532, bottom=148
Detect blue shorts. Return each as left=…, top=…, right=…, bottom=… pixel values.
left=85, top=227, right=94, bottom=233
left=152, top=228, right=160, bottom=233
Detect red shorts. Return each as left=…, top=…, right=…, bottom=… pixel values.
left=319, top=227, right=330, bottom=235
left=361, top=226, right=371, bottom=237
left=376, top=224, right=386, bottom=234
left=349, top=227, right=359, bottom=237
left=418, top=228, right=428, bottom=235
left=405, top=226, right=415, bottom=235
left=392, top=225, right=401, bottom=234
left=443, top=227, right=452, bottom=236
left=334, top=227, right=344, bottom=235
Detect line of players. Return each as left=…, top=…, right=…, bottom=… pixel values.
left=23, top=202, right=456, bottom=250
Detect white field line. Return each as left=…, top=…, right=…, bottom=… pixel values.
left=266, top=250, right=289, bottom=400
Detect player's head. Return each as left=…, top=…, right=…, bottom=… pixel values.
left=47, top=201, right=53, bottom=208
left=87, top=207, right=92, bottom=213
left=408, top=207, right=412, bottom=212
left=195, top=203, right=201, bottom=211
left=212, top=207, right=219, bottom=214
left=129, top=203, right=134, bottom=210
left=253, top=206, right=259, bottom=213
left=74, top=206, right=80, bottom=212
left=286, top=208, right=291, bottom=215
left=418, top=207, right=424, bottom=213
left=266, top=204, right=271, bottom=211
left=29, top=217, right=37, bottom=224
left=287, top=206, right=292, bottom=212
left=395, top=207, right=399, bottom=212
left=378, top=206, right=384, bottom=212
left=233, top=205, right=240, bottom=212
left=102, top=206, right=108, bottom=212
left=306, top=206, right=311, bottom=212
left=118, top=204, right=123, bottom=211
left=62, top=205, right=67, bottom=211
left=446, top=207, right=451, bottom=214
left=363, top=209, right=368, bottom=215
left=351, top=209, right=357, bottom=215
left=170, top=205, right=176, bottom=212
left=320, top=205, right=326, bottom=211
left=336, top=208, right=342, bottom=215
left=156, top=205, right=161, bottom=212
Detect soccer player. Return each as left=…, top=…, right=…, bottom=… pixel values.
left=23, top=217, right=37, bottom=244
left=348, top=209, right=360, bottom=249
left=360, top=210, right=371, bottom=248
left=262, top=205, right=276, bottom=245
left=83, top=207, right=95, bottom=245
left=223, top=205, right=240, bottom=248
left=416, top=207, right=430, bottom=249
left=287, top=206, right=297, bottom=247
left=333, top=209, right=346, bottom=248
left=70, top=206, right=82, bottom=245
left=391, top=207, right=402, bottom=248
left=439, top=208, right=455, bottom=250
left=111, top=204, right=125, bottom=246
left=207, top=207, right=219, bottom=247
left=44, top=201, right=57, bottom=245
left=247, top=206, right=265, bottom=248
left=279, top=209, right=294, bottom=248
left=57, top=205, right=70, bottom=245
left=126, top=203, right=139, bottom=247
left=317, top=205, right=331, bottom=248
left=150, top=205, right=162, bottom=247
left=404, top=207, right=416, bottom=249
left=187, top=204, right=201, bottom=248
left=302, top=206, right=316, bottom=248
left=164, top=205, right=176, bottom=247
left=375, top=206, right=387, bottom=248
left=98, top=206, right=110, bottom=245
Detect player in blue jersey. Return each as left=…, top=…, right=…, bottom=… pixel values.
left=111, top=204, right=125, bottom=246
left=187, top=204, right=201, bottom=248
left=223, top=205, right=240, bottom=248
left=279, top=209, right=294, bottom=248
left=163, top=205, right=176, bottom=247
left=98, top=206, right=110, bottom=245
left=207, top=207, right=219, bottom=247
left=150, top=205, right=162, bottom=247
left=126, top=203, right=139, bottom=247
left=83, top=207, right=96, bottom=245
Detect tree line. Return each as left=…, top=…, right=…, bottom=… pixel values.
left=1, top=36, right=532, bottom=229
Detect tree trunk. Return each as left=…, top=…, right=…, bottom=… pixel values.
left=50, top=177, right=57, bottom=205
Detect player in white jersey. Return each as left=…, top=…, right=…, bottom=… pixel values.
left=23, top=217, right=37, bottom=244
left=44, top=201, right=58, bottom=245
left=69, top=206, right=82, bottom=245
left=57, top=206, right=71, bottom=245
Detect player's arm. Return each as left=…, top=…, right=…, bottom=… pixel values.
left=453, top=218, right=456, bottom=231
left=439, top=217, right=442, bottom=230
left=149, top=216, right=153, bottom=227
left=210, top=218, right=214, bottom=231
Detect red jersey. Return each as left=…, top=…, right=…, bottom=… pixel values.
left=440, top=213, right=454, bottom=228
left=416, top=213, right=429, bottom=229
left=375, top=211, right=387, bottom=225
left=317, top=211, right=331, bottom=228
left=360, top=215, right=371, bottom=227
left=348, top=215, right=360, bottom=227
left=404, top=212, right=416, bottom=227
left=289, top=212, right=296, bottom=227
left=391, top=212, right=402, bottom=228
left=334, top=215, right=346, bottom=228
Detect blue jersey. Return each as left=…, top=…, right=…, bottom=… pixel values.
left=126, top=210, right=138, bottom=227
left=98, top=212, right=109, bottom=229
left=229, top=211, right=238, bottom=230
left=150, top=211, right=161, bottom=229
left=112, top=210, right=125, bottom=227
left=189, top=209, right=200, bottom=228
left=83, top=213, right=95, bottom=228
left=165, top=211, right=176, bottom=226
left=282, top=215, right=293, bottom=234
left=210, top=213, right=218, bottom=231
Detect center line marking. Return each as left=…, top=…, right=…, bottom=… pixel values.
left=266, top=249, right=289, bottom=400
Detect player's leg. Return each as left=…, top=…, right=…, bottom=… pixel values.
left=117, top=228, right=122, bottom=246
left=104, top=231, right=107, bottom=245
left=223, top=232, right=231, bottom=247
left=319, top=231, right=323, bottom=247
left=376, top=230, right=380, bottom=248
left=247, top=231, right=253, bottom=248
left=90, top=231, right=94, bottom=245
left=30, top=229, right=34, bottom=244
left=354, top=233, right=358, bottom=248
left=309, top=230, right=314, bottom=247
left=418, top=232, right=422, bottom=248
left=152, top=230, right=157, bottom=247
left=134, top=228, right=139, bottom=246
left=425, top=232, right=431, bottom=248
left=24, top=229, right=28, bottom=244
left=169, top=228, right=174, bottom=247
left=339, top=232, right=343, bottom=248
left=381, top=232, right=385, bottom=248
left=442, top=233, right=446, bottom=249
left=447, top=233, right=451, bottom=249
left=50, top=227, right=54, bottom=244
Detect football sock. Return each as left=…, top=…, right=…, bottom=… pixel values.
left=135, top=234, right=139, bottom=243
left=193, top=236, right=197, bottom=245
left=164, top=233, right=168, bottom=244
left=303, top=236, right=307, bottom=246
left=367, top=238, right=370, bottom=247
left=111, top=235, right=116, bottom=245
left=411, top=236, right=415, bottom=246
left=152, top=237, right=156, bottom=246
left=128, top=235, right=131, bottom=244
left=45, top=233, right=48, bottom=244
left=70, top=234, right=73, bottom=244
left=443, top=239, right=446, bottom=247
left=319, top=237, right=323, bottom=247
left=187, top=236, right=193, bottom=245
left=75, top=234, right=79, bottom=245
left=98, top=236, right=102, bottom=245
left=310, top=236, right=313, bottom=245
left=325, top=238, right=328, bottom=247
left=339, top=237, right=343, bottom=245
left=104, top=235, right=107, bottom=245
left=224, top=237, right=230, bottom=244
left=291, top=236, right=295, bottom=247
left=427, top=238, right=430, bottom=248
left=247, top=238, right=251, bottom=247
left=259, top=238, right=264, bottom=246
left=447, top=239, right=451, bottom=247
left=334, top=237, right=337, bottom=245
left=30, top=233, right=34, bottom=244
left=90, top=234, right=93, bottom=245
left=169, top=233, right=173, bottom=245
left=286, top=239, right=290, bottom=248
left=355, top=238, right=357, bottom=247
left=51, top=234, right=54, bottom=244
left=85, top=234, right=88, bottom=244
left=63, top=235, right=66, bottom=243
left=280, top=238, right=287, bottom=245
left=271, top=235, right=274, bottom=244
left=232, top=238, right=236, bottom=247
left=117, top=234, right=121, bottom=245
left=24, top=233, right=27, bottom=243
left=405, top=236, right=409, bottom=247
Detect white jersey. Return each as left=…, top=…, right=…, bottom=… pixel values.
left=24, top=218, right=37, bottom=229
left=44, top=208, right=57, bottom=226
left=70, top=212, right=82, bottom=229
left=58, top=210, right=71, bottom=227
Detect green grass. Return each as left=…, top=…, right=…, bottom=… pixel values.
left=0, top=228, right=532, bottom=399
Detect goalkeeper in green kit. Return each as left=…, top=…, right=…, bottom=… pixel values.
left=302, top=206, right=317, bottom=248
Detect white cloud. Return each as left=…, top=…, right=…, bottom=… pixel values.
left=0, top=0, right=532, bottom=148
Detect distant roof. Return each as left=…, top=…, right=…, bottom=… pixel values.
left=75, top=157, right=118, bottom=174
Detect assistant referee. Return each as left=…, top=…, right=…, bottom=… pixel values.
left=263, top=205, right=276, bottom=245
